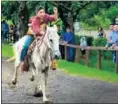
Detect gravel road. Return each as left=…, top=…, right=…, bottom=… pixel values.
left=2, top=57, right=118, bottom=103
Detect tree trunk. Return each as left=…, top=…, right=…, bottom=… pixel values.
left=67, top=11, right=74, bottom=33
left=58, top=7, right=68, bottom=31
left=18, top=1, right=28, bottom=38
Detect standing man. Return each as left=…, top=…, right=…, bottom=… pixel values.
left=112, top=24, right=118, bottom=63
left=2, top=20, right=9, bottom=42
left=105, top=23, right=115, bottom=48
left=61, top=25, right=74, bottom=61
left=106, top=24, right=118, bottom=63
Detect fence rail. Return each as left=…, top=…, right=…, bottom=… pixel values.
left=60, top=43, right=118, bottom=73
left=6, top=32, right=13, bottom=43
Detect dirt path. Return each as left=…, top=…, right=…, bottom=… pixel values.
left=2, top=57, right=118, bottom=103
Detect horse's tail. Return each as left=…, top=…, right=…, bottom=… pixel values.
left=6, top=43, right=17, bottom=62
left=7, top=36, right=27, bottom=62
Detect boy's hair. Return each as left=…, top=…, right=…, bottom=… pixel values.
left=2, top=20, right=6, bottom=23
left=66, top=25, right=71, bottom=29
left=36, top=6, right=44, bottom=14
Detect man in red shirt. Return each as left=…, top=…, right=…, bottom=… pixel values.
left=20, top=6, right=58, bottom=71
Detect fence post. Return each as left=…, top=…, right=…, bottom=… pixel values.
left=116, top=51, right=118, bottom=73
left=75, top=48, right=80, bottom=63
left=85, top=49, right=89, bottom=66
left=7, top=33, right=9, bottom=43
left=97, top=50, right=101, bottom=69
left=64, top=45, right=67, bottom=60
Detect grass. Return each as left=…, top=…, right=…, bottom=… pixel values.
left=2, top=43, right=14, bottom=58
left=57, top=60, right=118, bottom=83
left=89, top=54, right=115, bottom=73
left=2, top=43, right=118, bottom=83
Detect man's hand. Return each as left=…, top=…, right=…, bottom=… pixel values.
left=39, top=30, right=45, bottom=36
left=111, top=44, right=116, bottom=49
left=64, top=41, right=68, bottom=44
left=28, top=23, right=32, bottom=27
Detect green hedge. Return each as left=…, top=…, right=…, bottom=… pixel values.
left=74, top=35, right=94, bottom=46
left=92, top=37, right=112, bottom=59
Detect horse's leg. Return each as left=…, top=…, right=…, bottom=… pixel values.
left=36, top=63, right=49, bottom=103
left=30, top=68, right=35, bottom=81
left=28, top=55, right=36, bottom=81
left=40, top=72, right=49, bottom=103
left=34, top=67, right=49, bottom=95
left=12, top=61, right=20, bottom=85
left=44, top=66, right=49, bottom=87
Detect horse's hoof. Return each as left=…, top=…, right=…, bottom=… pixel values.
left=12, top=80, right=17, bottom=85
left=33, top=92, right=43, bottom=97
left=30, top=76, right=35, bottom=81
left=34, top=88, right=43, bottom=97
left=43, top=100, right=52, bottom=104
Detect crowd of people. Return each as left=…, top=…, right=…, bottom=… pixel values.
left=1, top=20, right=19, bottom=43
left=59, top=23, right=118, bottom=63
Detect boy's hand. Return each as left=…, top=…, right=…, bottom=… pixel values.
left=53, top=7, right=58, bottom=14
left=28, top=23, right=32, bottom=27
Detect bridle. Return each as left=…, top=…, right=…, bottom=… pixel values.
left=36, top=29, right=52, bottom=51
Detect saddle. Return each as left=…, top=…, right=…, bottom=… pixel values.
left=27, top=36, right=41, bottom=55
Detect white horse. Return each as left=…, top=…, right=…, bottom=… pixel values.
left=11, top=25, right=60, bottom=103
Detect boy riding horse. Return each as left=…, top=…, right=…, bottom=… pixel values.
left=20, top=6, right=58, bottom=71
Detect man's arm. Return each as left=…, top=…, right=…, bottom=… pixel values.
left=108, top=32, right=113, bottom=43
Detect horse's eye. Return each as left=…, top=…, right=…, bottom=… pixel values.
left=50, top=39, right=53, bottom=42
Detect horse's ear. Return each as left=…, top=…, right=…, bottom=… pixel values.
left=53, top=25, right=57, bottom=31
left=46, top=25, right=50, bottom=33
left=47, top=25, right=49, bottom=30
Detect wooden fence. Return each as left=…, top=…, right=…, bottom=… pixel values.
left=6, top=32, right=13, bottom=43
left=60, top=43, right=118, bottom=73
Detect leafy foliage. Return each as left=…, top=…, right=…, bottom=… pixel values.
left=92, top=37, right=107, bottom=46
left=1, top=1, right=118, bottom=32
left=74, top=35, right=94, bottom=46
left=92, top=37, right=112, bottom=59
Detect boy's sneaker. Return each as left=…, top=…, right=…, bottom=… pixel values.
left=51, top=60, right=57, bottom=70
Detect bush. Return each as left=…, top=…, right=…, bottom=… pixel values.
left=92, top=37, right=112, bottom=59
left=74, top=35, right=94, bottom=46
left=92, top=37, right=107, bottom=46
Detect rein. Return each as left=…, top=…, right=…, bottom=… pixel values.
left=36, top=29, right=50, bottom=50
left=36, top=31, right=47, bottom=49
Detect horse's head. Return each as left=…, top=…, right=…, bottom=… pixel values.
left=46, top=25, right=61, bottom=59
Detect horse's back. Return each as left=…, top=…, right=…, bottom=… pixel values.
left=13, top=35, right=29, bottom=61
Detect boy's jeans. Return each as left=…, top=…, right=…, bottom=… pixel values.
left=20, top=35, right=33, bottom=61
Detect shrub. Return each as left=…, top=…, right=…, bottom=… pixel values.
left=74, top=35, right=94, bottom=46
left=92, top=37, right=112, bottom=59
left=92, top=37, right=107, bottom=46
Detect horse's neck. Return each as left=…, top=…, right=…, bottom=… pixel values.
left=33, top=35, right=50, bottom=57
